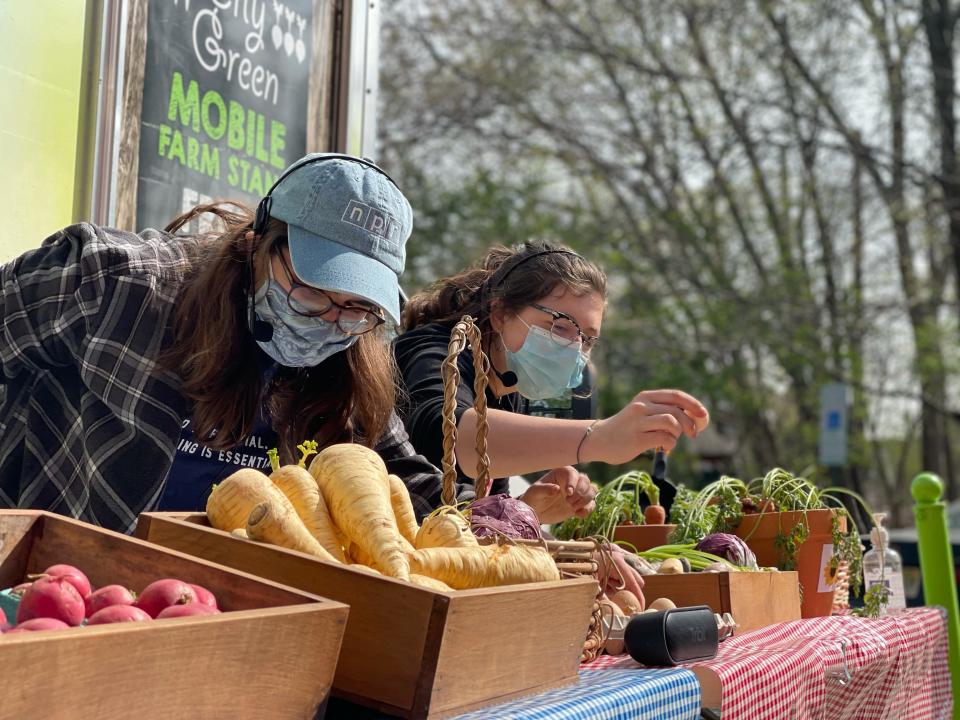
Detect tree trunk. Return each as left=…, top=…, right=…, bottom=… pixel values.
left=922, top=0, right=960, bottom=323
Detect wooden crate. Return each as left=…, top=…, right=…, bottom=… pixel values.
left=640, top=570, right=801, bottom=634
left=611, top=524, right=676, bottom=551
left=136, top=512, right=599, bottom=719
left=0, top=511, right=348, bottom=720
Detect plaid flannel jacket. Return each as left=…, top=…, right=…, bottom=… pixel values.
left=0, top=223, right=466, bottom=533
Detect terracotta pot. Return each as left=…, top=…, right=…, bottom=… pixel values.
left=734, top=509, right=846, bottom=618
left=612, top=523, right=676, bottom=552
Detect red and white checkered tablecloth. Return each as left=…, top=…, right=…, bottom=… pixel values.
left=583, top=607, right=952, bottom=720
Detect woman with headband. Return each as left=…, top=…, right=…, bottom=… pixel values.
left=394, top=241, right=710, bottom=600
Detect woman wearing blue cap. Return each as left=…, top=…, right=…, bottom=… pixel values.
left=0, top=153, right=455, bottom=533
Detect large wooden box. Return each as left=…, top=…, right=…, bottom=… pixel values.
left=640, top=570, right=801, bottom=634
left=0, top=511, right=348, bottom=720
left=137, top=512, right=599, bottom=719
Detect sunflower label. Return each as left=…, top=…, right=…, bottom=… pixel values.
left=817, top=543, right=838, bottom=593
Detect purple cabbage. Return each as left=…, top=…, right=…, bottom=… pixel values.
left=695, top=533, right=758, bottom=569
left=469, top=494, right=543, bottom=540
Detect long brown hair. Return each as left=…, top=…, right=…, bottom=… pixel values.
left=161, top=202, right=395, bottom=462
left=401, top=240, right=607, bottom=349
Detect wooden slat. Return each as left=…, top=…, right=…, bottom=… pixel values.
left=640, top=570, right=801, bottom=634
left=426, top=578, right=599, bottom=715
left=31, top=513, right=324, bottom=611
left=0, top=512, right=38, bottom=587
left=0, top=604, right=345, bottom=719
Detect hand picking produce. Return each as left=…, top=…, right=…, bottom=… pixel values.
left=205, top=442, right=565, bottom=591
left=1, top=563, right=223, bottom=634
left=553, top=470, right=667, bottom=542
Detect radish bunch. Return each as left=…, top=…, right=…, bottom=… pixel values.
left=1, top=564, right=221, bottom=635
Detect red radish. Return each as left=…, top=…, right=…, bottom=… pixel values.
left=85, top=585, right=136, bottom=618
left=88, top=605, right=152, bottom=625
left=134, top=579, right=197, bottom=618
left=0, top=620, right=10, bottom=633
left=6, top=617, right=71, bottom=633
left=189, top=584, right=218, bottom=610
left=156, top=603, right=220, bottom=619
left=39, top=564, right=92, bottom=598
left=16, top=576, right=85, bottom=626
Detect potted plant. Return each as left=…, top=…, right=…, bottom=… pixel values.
left=669, top=468, right=870, bottom=618
left=553, top=471, right=675, bottom=550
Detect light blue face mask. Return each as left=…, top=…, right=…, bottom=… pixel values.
left=253, top=274, right=358, bottom=368
left=504, top=319, right=587, bottom=400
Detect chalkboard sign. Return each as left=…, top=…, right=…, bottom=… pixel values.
left=116, top=0, right=333, bottom=232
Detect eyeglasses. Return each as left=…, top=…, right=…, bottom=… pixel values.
left=530, top=303, right=600, bottom=352
left=275, top=250, right=385, bottom=335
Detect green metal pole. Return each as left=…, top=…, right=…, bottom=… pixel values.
left=912, top=472, right=960, bottom=718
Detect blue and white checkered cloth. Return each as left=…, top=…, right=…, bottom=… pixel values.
left=451, top=669, right=701, bottom=720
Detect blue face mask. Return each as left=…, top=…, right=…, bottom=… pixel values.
left=504, top=319, right=587, bottom=400
left=253, top=276, right=358, bottom=368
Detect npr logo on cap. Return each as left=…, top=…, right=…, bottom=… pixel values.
left=341, top=199, right=401, bottom=243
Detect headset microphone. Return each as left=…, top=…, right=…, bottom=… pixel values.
left=252, top=316, right=274, bottom=342
left=493, top=366, right=518, bottom=388
left=247, top=252, right=274, bottom=343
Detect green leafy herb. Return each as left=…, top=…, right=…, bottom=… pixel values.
left=553, top=470, right=654, bottom=541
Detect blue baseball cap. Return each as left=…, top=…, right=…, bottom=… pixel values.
left=266, top=153, right=413, bottom=324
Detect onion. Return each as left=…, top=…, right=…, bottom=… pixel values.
left=134, top=579, right=197, bottom=618
left=85, top=585, right=137, bottom=618
left=156, top=603, right=220, bottom=619
left=6, top=618, right=71, bottom=633
left=469, top=494, right=542, bottom=540
left=16, top=576, right=85, bottom=626
left=88, top=605, right=152, bottom=625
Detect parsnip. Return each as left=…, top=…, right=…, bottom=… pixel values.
left=388, top=474, right=420, bottom=546
left=245, top=499, right=339, bottom=562
left=268, top=444, right=346, bottom=562
left=409, top=574, right=453, bottom=592
left=415, top=508, right=478, bottom=549
left=207, top=468, right=285, bottom=532
left=409, top=543, right=560, bottom=589
left=309, top=444, right=410, bottom=580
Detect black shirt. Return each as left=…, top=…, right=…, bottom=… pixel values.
left=393, top=321, right=517, bottom=497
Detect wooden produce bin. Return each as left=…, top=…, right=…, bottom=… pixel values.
left=612, top=523, right=676, bottom=551
left=641, top=570, right=801, bottom=634
left=137, top=512, right=599, bottom=719
left=0, top=511, right=348, bottom=720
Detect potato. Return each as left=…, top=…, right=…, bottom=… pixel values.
left=610, top=589, right=643, bottom=614
left=647, top=597, right=677, bottom=612
left=604, top=636, right=626, bottom=655
left=600, top=597, right=625, bottom=617
left=659, top=558, right=684, bottom=574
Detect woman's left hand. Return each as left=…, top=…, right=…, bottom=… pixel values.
left=519, top=466, right=597, bottom=524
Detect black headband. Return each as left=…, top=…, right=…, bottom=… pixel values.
left=493, top=249, right=582, bottom=288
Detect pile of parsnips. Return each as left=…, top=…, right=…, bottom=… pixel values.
left=206, top=442, right=560, bottom=591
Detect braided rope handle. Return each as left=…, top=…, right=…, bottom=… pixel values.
left=440, top=316, right=493, bottom=505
